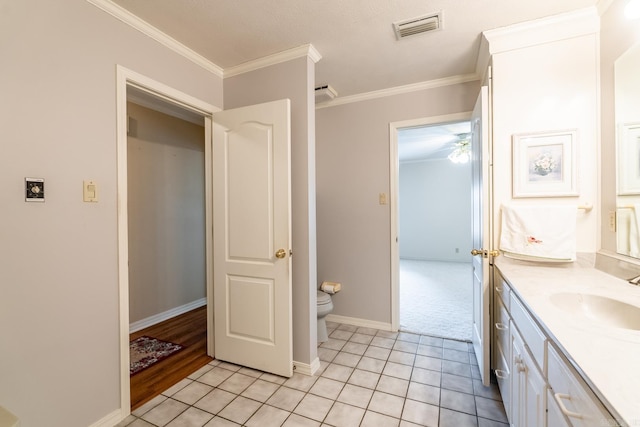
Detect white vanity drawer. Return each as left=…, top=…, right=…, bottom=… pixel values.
left=495, top=340, right=511, bottom=422
left=494, top=271, right=511, bottom=310
left=494, top=296, right=511, bottom=359
left=547, top=345, right=615, bottom=427
left=509, top=293, right=546, bottom=374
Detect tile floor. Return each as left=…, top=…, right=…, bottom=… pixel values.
left=117, top=322, right=508, bottom=427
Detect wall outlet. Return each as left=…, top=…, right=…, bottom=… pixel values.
left=379, top=193, right=387, bottom=205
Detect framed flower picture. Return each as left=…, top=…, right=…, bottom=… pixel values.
left=512, top=130, right=578, bottom=198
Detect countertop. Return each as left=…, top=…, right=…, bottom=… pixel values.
left=494, top=256, right=640, bottom=426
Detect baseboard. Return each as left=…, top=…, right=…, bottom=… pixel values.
left=130, top=298, right=206, bottom=333
left=326, top=314, right=394, bottom=332
left=88, top=408, right=123, bottom=427
left=293, top=357, right=320, bottom=376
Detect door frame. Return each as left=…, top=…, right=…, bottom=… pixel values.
left=115, top=65, right=220, bottom=416
left=389, top=112, right=472, bottom=331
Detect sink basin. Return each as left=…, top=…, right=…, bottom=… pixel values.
left=549, top=293, right=640, bottom=331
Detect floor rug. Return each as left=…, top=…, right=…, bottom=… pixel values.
left=130, top=336, right=183, bottom=376
left=400, top=259, right=473, bottom=341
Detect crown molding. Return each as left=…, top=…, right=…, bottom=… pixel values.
left=224, top=44, right=322, bottom=78
left=86, top=0, right=224, bottom=77
left=316, top=73, right=480, bottom=109
left=482, top=6, right=600, bottom=56
left=596, top=0, right=615, bottom=16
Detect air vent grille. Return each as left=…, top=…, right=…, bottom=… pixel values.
left=394, top=12, right=442, bottom=39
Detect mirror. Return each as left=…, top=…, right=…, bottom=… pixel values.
left=615, top=42, right=640, bottom=257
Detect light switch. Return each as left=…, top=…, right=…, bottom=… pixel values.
left=83, top=180, right=98, bottom=202
left=379, top=193, right=387, bottom=205
left=609, top=211, right=616, bottom=232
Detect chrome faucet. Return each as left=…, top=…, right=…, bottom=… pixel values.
left=627, top=274, right=640, bottom=286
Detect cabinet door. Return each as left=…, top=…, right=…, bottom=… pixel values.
left=511, top=324, right=547, bottom=427
left=510, top=323, right=524, bottom=427
left=547, top=389, right=571, bottom=427
left=522, top=345, right=547, bottom=427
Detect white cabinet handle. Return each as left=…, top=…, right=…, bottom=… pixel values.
left=517, top=363, right=526, bottom=373
left=495, top=322, right=508, bottom=331
left=514, top=355, right=523, bottom=364
left=554, top=393, right=584, bottom=419
left=496, top=286, right=503, bottom=292
left=495, top=369, right=508, bottom=379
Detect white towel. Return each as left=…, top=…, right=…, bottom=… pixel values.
left=499, top=204, right=577, bottom=262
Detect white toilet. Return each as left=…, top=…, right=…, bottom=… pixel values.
left=317, top=290, right=334, bottom=343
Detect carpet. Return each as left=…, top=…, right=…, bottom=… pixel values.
left=130, top=336, right=183, bottom=376
left=400, top=259, right=473, bottom=341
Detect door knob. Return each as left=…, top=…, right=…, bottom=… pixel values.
left=275, top=249, right=287, bottom=259
left=471, top=249, right=500, bottom=258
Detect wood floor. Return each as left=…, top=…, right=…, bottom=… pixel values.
left=130, top=305, right=213, bottom=411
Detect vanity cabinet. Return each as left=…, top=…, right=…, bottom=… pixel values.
left=493, top=268, right=619, bottom=427
left=510, top=324, right=547, bottom=427
left=547, top=344, right=614, bottom=427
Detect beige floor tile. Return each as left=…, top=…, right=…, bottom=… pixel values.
left=360, top=410, right=400, bottom=427
left=266, top=386, right=306, bottom=411
left=245, top=404, right=290, bottom=427
left=293, top=393, right=333, bottom=422
left=171, top=381, right=214, bottom=405
left=368, top=391, right=405, bottom=418
left=324, top=402, right=366, bottom=427
left=336, top=383, right=374, bottom=408
left=165, top=407, right=213, bottom=427
left=216, top=396, right=261, bottom=424
left=193, top=388, right=236, bottom=415
left=402, top=399, right=439, bottom=426
left=309, top=377, right=345, bottom=400
left=240, top=379, right=280, bottom=402
left=141, top=398, right=189, bottom=427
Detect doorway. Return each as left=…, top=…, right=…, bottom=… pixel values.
left=126, top=96, right=211, bottom=409
left=390, top=114, right=474, bottom=341
left=116, top=66, right=219, bottom=415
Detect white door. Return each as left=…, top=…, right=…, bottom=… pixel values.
left=471, top=85, right=492, bottom=385
left=212, top=99, right=293, bottom=378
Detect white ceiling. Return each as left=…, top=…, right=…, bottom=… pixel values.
left=111, top=0, right=598, bottom=99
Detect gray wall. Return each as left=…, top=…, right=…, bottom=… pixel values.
left=399, top=159, right=472, bottom=262
left=600, top=0, right=640, bottom=253
left=316, top=81, right=480, bottom=324
left=127, top=102, right=206, bottom=324
left=224, top=56, right=318, bottom=366
left=0, top=1, right=222, bottom=425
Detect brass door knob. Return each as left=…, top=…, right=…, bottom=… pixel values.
left=275, top=249, right=287, bottom=259
left=471, top=249, right=500, bottom=257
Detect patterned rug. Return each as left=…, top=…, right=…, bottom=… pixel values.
left=130, top=336, right=183, bottom=376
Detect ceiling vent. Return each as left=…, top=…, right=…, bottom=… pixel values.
left=393, top=12, right=442, bottom=40
left=315, top=85, right=338, bottom=103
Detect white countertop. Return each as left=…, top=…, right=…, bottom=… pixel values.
left=494, top=256, right=640, bottom=426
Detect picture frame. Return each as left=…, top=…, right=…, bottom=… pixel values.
left=512, top=129, right=578, bottom=198
left=617, top=122, right=640, bottom=195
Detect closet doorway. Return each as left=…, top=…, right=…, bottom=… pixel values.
left=126, top=95, right=212, bottom=410
left=390, top=115, right=474, bottom=341
left=116, top=68, right=218, bottom=413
